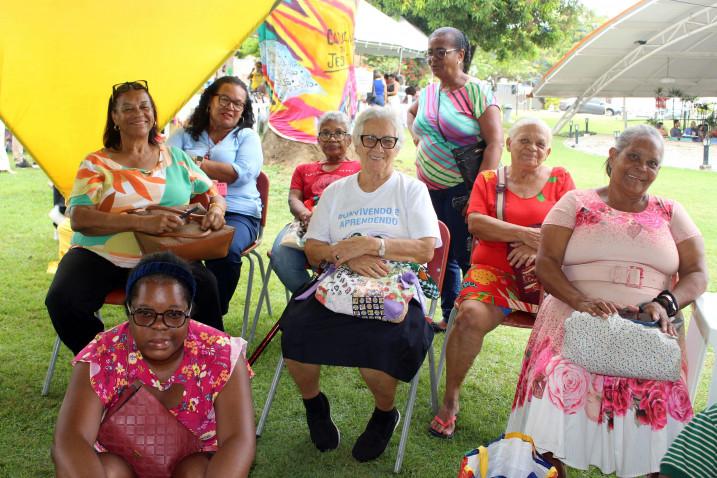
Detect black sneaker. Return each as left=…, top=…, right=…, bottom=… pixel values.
left=303, top=392, right=340, bottom=452
left=351, top=407, right=400, bottom=462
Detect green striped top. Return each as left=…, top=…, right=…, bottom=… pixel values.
left=660, top=403, right=717, bottom=478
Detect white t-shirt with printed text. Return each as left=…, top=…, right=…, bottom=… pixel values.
left=306, top=171, right=442, bottom=247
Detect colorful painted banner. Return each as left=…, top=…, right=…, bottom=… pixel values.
left=260, top=0, right=358, bottom=143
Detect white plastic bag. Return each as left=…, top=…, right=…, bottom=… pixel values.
left=457, top=433, right=558, bottom=478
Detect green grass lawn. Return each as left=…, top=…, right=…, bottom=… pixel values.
left=0, top=133, right=714, bottom=477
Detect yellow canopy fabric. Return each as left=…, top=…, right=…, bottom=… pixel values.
left=0, top=0, right=277, bottom=197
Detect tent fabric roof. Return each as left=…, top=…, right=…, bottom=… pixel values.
left=534, top=0, right=717, bottom=98
left=354, top=0, right=427, bottom=58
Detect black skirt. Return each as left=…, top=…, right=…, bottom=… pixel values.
left=280, top=282, right=434, bottom=383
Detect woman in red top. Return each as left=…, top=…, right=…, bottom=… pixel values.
left=270, top=111, right=361, bottom=292
left=430, top=117, right=575, bottom=438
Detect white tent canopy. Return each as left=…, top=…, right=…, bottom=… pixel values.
left=533, top=0, right=717, bottom=132
left=354, top=0, right=427, bottom=59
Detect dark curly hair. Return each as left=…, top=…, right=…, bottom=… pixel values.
left=430, top=27, right=473, bottom=74
left=103, top=82, right=159, bottom=150
left=186, top=76, right=255, bottom=141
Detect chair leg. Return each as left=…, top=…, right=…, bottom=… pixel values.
left=394, top=371, right=420, bottom=474
left=434, top=307, right=458, bottom=408
left=251, top=250, right=272, bottom=317
left=249, top=260, right=274, bottom=345
left=241, top=255, right=256, bottom=339
left=256, top=354, right=285, bottom=437
left=41, top=335, right=62, bottom=396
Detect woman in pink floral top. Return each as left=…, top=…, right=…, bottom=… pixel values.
left=53, top=252, right=255, bottom=477
left=506, top=125, right=708, bottom=477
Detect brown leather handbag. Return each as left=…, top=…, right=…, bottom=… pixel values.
left=132, top=205, right=234, bottom=262
left=97, top=382, right=203, bottom=478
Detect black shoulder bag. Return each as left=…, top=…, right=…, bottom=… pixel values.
left=435, top=85, right=487, bottom=215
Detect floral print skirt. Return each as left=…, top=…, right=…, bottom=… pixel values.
left=455, top=264, right=539, bottom=314
left=506, top=295, right=693, bottom=478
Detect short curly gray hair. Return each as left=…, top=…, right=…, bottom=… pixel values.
left=507, top=117, right=552, bottom=145
left=352, top=107, right=404, bottom=149
left=317, top=111, right=350, bottom=132
left=605, top=124, right=664, bottom=176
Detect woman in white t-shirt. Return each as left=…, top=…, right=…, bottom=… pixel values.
left=279, top=107, right=441, bottom=463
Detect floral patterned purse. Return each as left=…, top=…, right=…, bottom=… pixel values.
left=562, top=311, right=681, bottom=381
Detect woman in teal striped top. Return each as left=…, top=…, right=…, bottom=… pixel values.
left=407, top=26, right=503, bottom=329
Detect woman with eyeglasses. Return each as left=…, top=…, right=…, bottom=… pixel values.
left=168, top=76, right=264, bottom=316
left=45, top=80, right=227, bottom=357
left=407, top=26, right=504, bottom=332
left=269, top=111, right=360, bottom=293
left=53, top=252, right=255, bottom=478
left=279, top=107, right=441, bottom=462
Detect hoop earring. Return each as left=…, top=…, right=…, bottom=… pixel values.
left=114, top=124, right=119, bottom=131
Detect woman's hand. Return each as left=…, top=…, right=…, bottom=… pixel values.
left=331, top=236, right=378, bottom=265
left=507, top=243, right=536, bottom=269
left=139, top=211, right=184, bottom=234
left=202, top=207, right=226, bottom=231
left=572, top=296, right=625, bottom=318
left=641, top=301, right=677, bottom=336
left=298, top=210, right=312, bottom=227
left=518, top=228, right=541, bottom=250
left=346, top=256, right=390, bottom=278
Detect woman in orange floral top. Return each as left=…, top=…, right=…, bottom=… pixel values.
left=430, top=117, right=575, bottom=439
left=53, top=252, right=255, bottom=477
left=45, top=81, right=227, bottom=356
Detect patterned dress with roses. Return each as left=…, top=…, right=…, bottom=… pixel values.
left=506, top=189, right=702, bottom=477
left=456, top=167, right=575, bottom=313
left=73, top=320, right=251, bottom=452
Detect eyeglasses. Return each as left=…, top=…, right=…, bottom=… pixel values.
left=112, top=80, right=149, bottom=100
left=318, top=130, right=350, bottom=141
left=128, top=306, right=191, bottom=328
left=424, top=48, right=458, bottom=59
left=360, top=135, right=398, bottom=149
left=215, top=94, right=245, bottom=110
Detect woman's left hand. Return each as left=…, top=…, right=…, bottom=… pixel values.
left=331, top=236, right=376, bottom=265
left=507, top=243, right=536, bottom=269
left=201, top=207, right=226, bottom=231
left=641, top=301, right=677, bottom=336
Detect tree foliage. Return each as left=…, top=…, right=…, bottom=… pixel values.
left=372, top=0, right=583, bottom=60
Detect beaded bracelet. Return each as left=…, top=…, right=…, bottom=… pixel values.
left=656, top=290, right=679, bottom=316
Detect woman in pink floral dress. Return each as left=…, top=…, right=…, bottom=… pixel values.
left=506, top=125, right=708, bottom=477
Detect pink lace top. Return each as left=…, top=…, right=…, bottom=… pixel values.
left=74, top=320, right=250, bottom=451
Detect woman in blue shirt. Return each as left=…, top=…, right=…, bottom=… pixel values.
left=169, top=76, right=264, bottom=315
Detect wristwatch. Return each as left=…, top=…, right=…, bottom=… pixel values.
left=377, top=238, right=386, bottom=258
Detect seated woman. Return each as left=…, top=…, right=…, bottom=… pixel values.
left=430, top=117, right=575, bottom=438
left=270, top=111, right=360, bottom=293
left=46, top=80, right=226, bottom=356
left=280, top=107, right=440, bottom=462
left=507, top=125, right=708, bottom=477
left=52, top=252, right=255, bottom=477
left=168, top=76, right=263, bottom=315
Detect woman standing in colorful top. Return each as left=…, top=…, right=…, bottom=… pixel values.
left=169, top=76, right=264, bottom=316
left=407, top=26, right=504, bottom=330
left=53, top=252, right=255, bottom=477
left=45, top=81, right=227, bottom=356
left=270, top=111, right=361, bottom=293
left=507, top=125, right=707, bottom=477
left=430, top=117, right=575, bottom=439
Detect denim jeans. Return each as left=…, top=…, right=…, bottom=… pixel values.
left=428, top=183, right=471, bottom=322
left=205, top=212, right=260, bottom=315
left=270, top=223, right=312, bottom=293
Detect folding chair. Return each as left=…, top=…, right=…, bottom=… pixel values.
left=255, top=221, right=450, bottom=473
left=238, top=171, right=272, bottom=342
left=42, top=288, right=126, bottom=396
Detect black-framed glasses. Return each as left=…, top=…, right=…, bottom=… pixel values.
left=215, top=94, right=245, bottom=110
left=318, top=130, right=350, bottom=141
left=424, top=48, right=458, bottom=59
left=128, top=306, right=191, bottom=328
left=360, top=135, right=398, bottom=149
left=112, top=80, right=149, bottom=100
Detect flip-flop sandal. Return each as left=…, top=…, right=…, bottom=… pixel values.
left=428, top=414, right=456, bottom=439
